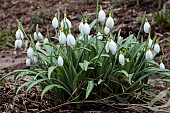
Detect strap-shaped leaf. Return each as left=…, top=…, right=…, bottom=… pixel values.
left=16, top=81, right=32, bottom=94
left=85, top=80, right=94, bottom=99
left=48, top=66, right=58, bottom=79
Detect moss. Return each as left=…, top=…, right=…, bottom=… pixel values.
left=0, top=29, right=13, bottom=47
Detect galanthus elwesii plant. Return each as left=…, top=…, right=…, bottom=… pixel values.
left=2, top=4, right=170, bottom=109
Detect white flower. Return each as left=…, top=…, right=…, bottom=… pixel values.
left=105, top=42, right=109, bottom=53
left=119, top=54, right=125, bottom=66
left=38, top=32, right=43, bottom=40
left=159, top=62, right=165, bottom=69
left=52, top=17, right=58, bottom=28
left=27, top=47, right=34, bottom=58
left=61, top=18, right=72, bottom=29
left=97, top=32, right=103, bottom=40
left=82, top=23, right=90, bottom=35
left=26, top=58, right=31, bottom=66
left=34, top=32, right=43, bottom=40
left=154, top=43, right=160, bottom=54
left=144, top=22, right=151, bottom=33
left=98, top=9, right=106, bottom=22
left=36, top=42, right=41, bottom=49
left=106, top=16, right=114, bottom=29
left=58, top=56, right=64, bottom=66
left=34, top=32, right=38, bottom=40
left=109, top=40, right=117, bottom=55
left=43, top=38, right=49, bottom=43
left=145, top=50, right=153, bottom=61
left=16, top=29, right=24, bottom=40
left=67, top=33, right=76, bottom=46
left=104, top=26, right=110, bottom=35
left=148, top=38, right=152, bottom=48
left=79, top=22, right=84, bottom=33
left=32, top=56, right=38, bottom=64
left=15, top=39, right=22, bottom=48
left=59, top=32, right=67, bottom=45
left=15, top=40, right=18, bottom=48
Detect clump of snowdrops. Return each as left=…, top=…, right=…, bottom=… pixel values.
left=2, top=4, right=170, bottom=108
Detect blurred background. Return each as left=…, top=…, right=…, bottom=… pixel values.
left=0, top=0, right=170, bottom=72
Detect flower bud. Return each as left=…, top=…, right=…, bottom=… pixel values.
left=43, top=38, right=49, bottom=44
left=154, top=43, right=160, bottom=54
left=34, top=32, right=43, bottom=40
left=16, top=29, right=24, bottom=40
left=109, top=40, right=117, bottom=55
left=119, top=53, right=125, bottom=66
left=144, top=22, right=150, bottom=33
left=58, top=56, right=64, bottom=66
left=59, top=32, right=67, bottom=45
left=67, top=33, right=76, bottom=46
left=32, top=56, right=38, bottom=64
left=36, top=42, right=41, bottom=49
left=82, top=23, right=90, bottom=35
left=26, top=58, right=31, bottom=66
left=106, top=17, right=114, bottom=29
left=159, top=62, right=165, bottom=69
left=17, top=39, right=23, bottom=48
left=98, top=9, right=106, bottom=22
left=97, top=32, right=103, bottom=40
left=79, top=21, right=84, bottom=33
left=105, top=42, right=109, bottom=53
left=145, top=50, right=153, bottom=61
left=52, top=17, right=58, bottom=28
left=27, top=47, right=34, bottom=58
left=38, top=32, right=43, bottom=40
left=34, top=32, right=38, bottom=40
left=61, top=18, right=72, bottom=29
left=148, top=38, right=152, bottom=48
left=104, top=26, right=110, bottom=35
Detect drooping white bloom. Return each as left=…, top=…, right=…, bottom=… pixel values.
left=105, top=42, right=109, bottom=53
left=109, top=40, right=117, bottom=55
left=34, top=32, right=38, bottom=40
left=16, top=29, right=24, bottom=40
left=32, top=56, right=38, bottom=64
left=79, top=21, right=84, bottom=33
left=82, top=23, right=90, bottom=35
left=17, top=39, right=23, bottom=48
left=159, top=62, right=165, bottom=69
left=97, top=32, right=103, bottom=40
left=106, top=16, right=114, bottom=29
left=145, top=50, right=153, bottom=61
left=15, top=40, right=18, bottom=48
left=154, top=43, right=160, bottom=54
left=98, top=9, right=106, bottom=22
left=27, top=47, right=34, bottom=58
left=67, top=33, right=76, bottom=46
left=104, top=26, right=110, bottom=35
left=59, top=32, right=67, bottom=45
left=61, top=18, right=72, bottom=29
left=148, top=38, right=153, bottom=48
left=58, top=56, right=64, bottom=66
left=144, top=22, right=151, bottom=33
left=38, top=32, right=43, bottom=40
left=43, top=38, right=49, bottom=43
left=34, top=32, right=43, bottom=40
left=26, top=58, right=31, bottom=66
left=119, top=54, right=125, bottom=66
left=52, top=17, right=58, bottom=28
left=36, top=42, right=41, bottom=49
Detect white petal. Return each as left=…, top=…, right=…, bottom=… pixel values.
left=27, top=47, right=34, bottom=58
left=109, top=40, right=117, bottom=55
left=82, top=23, right=90, bottom=35
left=16, top=29, right=23, bottom=40
left=36, top=42, right=41, bottom=49
left=61, top=18, right=72, bottom=29
left=145, top=50, right=153, bottom=61
left=32, top=56, right=38, bottom=64
left=104, top=26, right=110, bottom=35
left=119, top=54, right=125, bottom=66
left=97, top=32, right=103, bottom=40
left=154, top=43, right=160, bottom=54
left=43, top=38, right=49, bottom=43
left=26, top=58, right=31, bottom=66
left=67, top=34, right=76, bottom=46
left=79, top=22, right=84, bottom=32
left=38, top=32, right=43, bottom=39
left=148, top=38, right=152, bottom=48
left=15, top=40, right=19, bottom=48
left=59, top=32, right=67, bottom=45
left=52, top=17, right=58, bottom=28
left=144, top=22, right=150, bottom=33
left=17, top=39, right=23, bottom=48
left=159, top=63, right=165, bottom=69
left=34, top=32, right=38, bottom=40
left=106, top=17, right=114, bottom=29
left=98, top=10, right=106, bottom=22
left=58, top=56, right=64, bottom=66
left=105, top=42, right=109, bottom=53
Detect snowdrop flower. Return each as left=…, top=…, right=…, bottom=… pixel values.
left=32, top=56, right=38, bottom=64
left=34, top=32, right=43, bottom=40
left=67, top=33, right=76, bottom=46
left=27, top=47, right=34, bottom=58
left=144, top=21, right=151, bottom=33
left=61, top=18, right=72, bottom=29
left=52, top=17, right=58, bottom=28
left=82, top=23, right=91, bottom=35
left=15, top=40, right=18, bottom=48
left=145, top=49, right=153, bottom=61
left=118, top=36, right=123, bottom=41
left=109, top=40, right=117, bottom=55
left=106, top=16, right=114, bottom=29
left=154, top=43, right=160, bottom=54
left=36, top=42, right=41, bottom=49
left=119, top=53, right=125, bottom=66
left=58, top=56, right=64, bottom=67
left=79, top=21, right=84, bottom=33
left=43, top=38, right=49, bottom=44
left=16, top=29, right=24, bottom=40
left=97, top=32, right=103, bottom=40
left=104, top=26, right=110, bottom=35
left=148, top=38, right=152, bottom=48
left=98, top=8, right=106, bottom=22
left=59, top=32, right=67, bottom=45
left=15, top=40, right=22, bottom=48
left=105, top=42, right=109, bottom=53
left=26, top=58, right=31, bottom=66
left=159, top=62, right=165, bottom=69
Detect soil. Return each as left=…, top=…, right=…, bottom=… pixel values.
left=0, top=0, right=170, bottom=112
